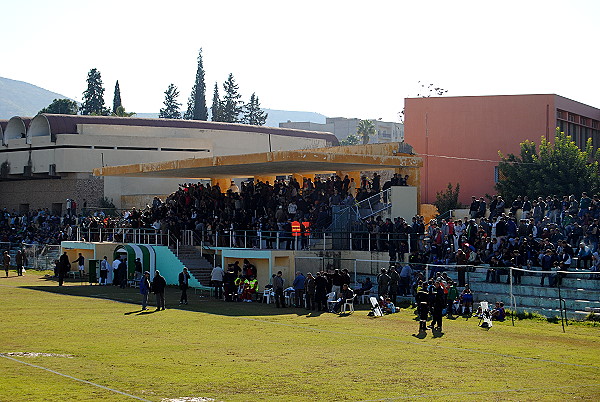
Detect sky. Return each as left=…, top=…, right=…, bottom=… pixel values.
left=1, top=0, right=599, bottom=122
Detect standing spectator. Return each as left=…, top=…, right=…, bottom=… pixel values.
left=292, top=271, right=306, bottom=308
left=112, top=257, right=121, bottom=286
left=431, top=281, right=445, bottom=331
left=72, top=253, right=85, bottom=279
left=15, top=250, right=24, bottom=276
left=399, top=264, right=412, bottom=296
left=210, top=265, right=225, bottom=299
left=388, top=265, right=400, bottom=303
left=134, top=258, right=143, bottom=281
left=377, top=268, right=390, bottom=298
left=446, top=281, right=459, bottom=318
left=178, top=267, right=190, bottom=305
left=139, top=271, right=151, bottom=310
left=118, top=258, right=128, bottom=288
left=416, top=283, right=429, bottom=333
left=152, top=270, right=167, bottom=311
left=273, top=271, right=285, bottom=308
left=305, top=272, right=316, bottom=311
left=469, top=196, right=479, bottom=219
left=100, top=256, right=109, bottom=285
left=315, top=272, right=329, bottom=311
left=3, top=250, right=9, bottom=277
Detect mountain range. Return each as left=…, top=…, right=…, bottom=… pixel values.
left=0, top=76, right=327, bottom=128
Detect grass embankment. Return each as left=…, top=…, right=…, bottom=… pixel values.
left=1, top=272, right=599, bottom=401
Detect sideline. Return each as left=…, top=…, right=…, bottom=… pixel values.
left=0, top=353, right=151, bottom=402
left=356, top=382, right=600, bottom=401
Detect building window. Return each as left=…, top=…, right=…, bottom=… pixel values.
left=580, top=117, right=587, bottom=126
left=557, top=110, right=564, bottom=119
left=593, top=120, right=599, bottom=129
left=568, top=114, right=576, bottom=122
left=494, top=166, right=499, bottom=184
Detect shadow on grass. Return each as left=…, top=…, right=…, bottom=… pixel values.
left=20, top=284, right=372, bottom=318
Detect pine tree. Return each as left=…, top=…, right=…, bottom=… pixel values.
left=39, top=98, right=78, bottom=115
left=112, top=80, right=122, bottom=113
left=80, top=68, right=109, bottom=115
left=183, top=48, right=208, bottom=120
left=159, top=84, right=182, bottom=119
left=221, top=73, right=243, bottom=123
left=210, top=82, right=222, bottom=122
left=242, top=93, right=268, bottom=125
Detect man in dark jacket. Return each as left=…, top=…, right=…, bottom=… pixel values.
left=152, top=270, right=167, bottom=310
left=430, top=281, right=445, bottom=332
left=178, top=267, right=190, bottom=305
left=58, top=252, right=70, bottom=286
left=273, top=271, right=285, bottom=308
left=139, top=271, right=151, bottom=310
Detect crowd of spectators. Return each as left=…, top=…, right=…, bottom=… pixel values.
left=426, top=192, right=600, bottom=283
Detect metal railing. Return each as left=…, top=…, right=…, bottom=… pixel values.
left=75, top=227, right=166, bottom=245
left=174, top=229, right=427, bottom=252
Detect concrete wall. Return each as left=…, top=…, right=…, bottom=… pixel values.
left=390, top=186, right=418, bottom=221
left=404, top=94, right=600, bottom=205
left=1, top=121, right=332, bottom=210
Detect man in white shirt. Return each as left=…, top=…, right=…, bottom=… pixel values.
left=211, top=265, right=225, bottom=299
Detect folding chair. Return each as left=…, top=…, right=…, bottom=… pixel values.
left=369, top=296, right=384, bottom=317
left=479, top=301, right=493, bottom=328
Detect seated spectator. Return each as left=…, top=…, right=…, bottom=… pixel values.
left=577, top=242, right=592, bottom=269
left=241, top=275, right=258, bottom=302
left=491, top=301, right=506, bottom=321
left=332, top=284, right=354, bottom=313
left=460, top=284, right=474, bottom=316
left=382, top=297, right=397, bottom=314
left=354, top=277, right=373, bottom=296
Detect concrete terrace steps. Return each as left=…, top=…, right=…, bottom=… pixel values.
left=465, top=268, right=600, bottom=319
left=170, top=245, right=213, bottom=286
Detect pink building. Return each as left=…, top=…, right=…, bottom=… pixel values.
left=404, top=94, right=600, bottom=205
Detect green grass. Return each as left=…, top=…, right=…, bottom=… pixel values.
left=1, top=271, right=600, bottom=401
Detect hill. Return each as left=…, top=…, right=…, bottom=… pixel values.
left=0, top=77, right=328, bottom=127
left=0, top=76, right=72, bottom=118
left=136, top=109, right=328, bottom=128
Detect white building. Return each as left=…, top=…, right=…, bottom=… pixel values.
left=0, top=114, right=338, bottom=212
left=279, top=117, right=404, bottom=143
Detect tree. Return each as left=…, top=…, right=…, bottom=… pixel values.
left=183, top=49, right=208, bottom=120
left=111, top=105, right=135, bottom=117
left=39, top=98, right=78, bottom=115
left=210, top=82, right=222, bottom=122
left=112, top=80, right=122, bottom=113
left=221, top=73, right=243, bottom=123
left=159, top=84, right=182, bottom=119
left=340, top=133, right=360, bottom=146
left=242, top=93, right=268, bottom=125
left=398, top=81, right=448, bottom=123
left=357, top=119, right=376, bottom=145
left=433, top=182, right=461, bottom=215
left=80, top=68, right=110, bottom=115
left=496, top=128, right=600, bottom=201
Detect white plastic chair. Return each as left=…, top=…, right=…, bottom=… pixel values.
left=341, top=295, right=355, bottom=314
left=359, top=289, right=372, bottom=304
left=326, top=292, right=337, bottom=312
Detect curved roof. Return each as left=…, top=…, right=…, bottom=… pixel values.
left=41, top=114, right=339, bottom=145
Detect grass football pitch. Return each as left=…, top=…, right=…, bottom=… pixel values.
left=1, top=272, right=599, bottom=401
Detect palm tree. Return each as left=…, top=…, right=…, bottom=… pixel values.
left=357, top=119, right=376, bottom=145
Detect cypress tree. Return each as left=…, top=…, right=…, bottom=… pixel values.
left=184, top=48, right=208, bottom=120
left=80, top=68, right=110, bottom=115
left=112, top=80, right=122, bottom=113
left=242, top=93, right=268, bottom=125
left=221, top=73, right=243, bottom=123
left=210, top=82, right=222, bottom=122
left=159, top=84, right=182, bottom=119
